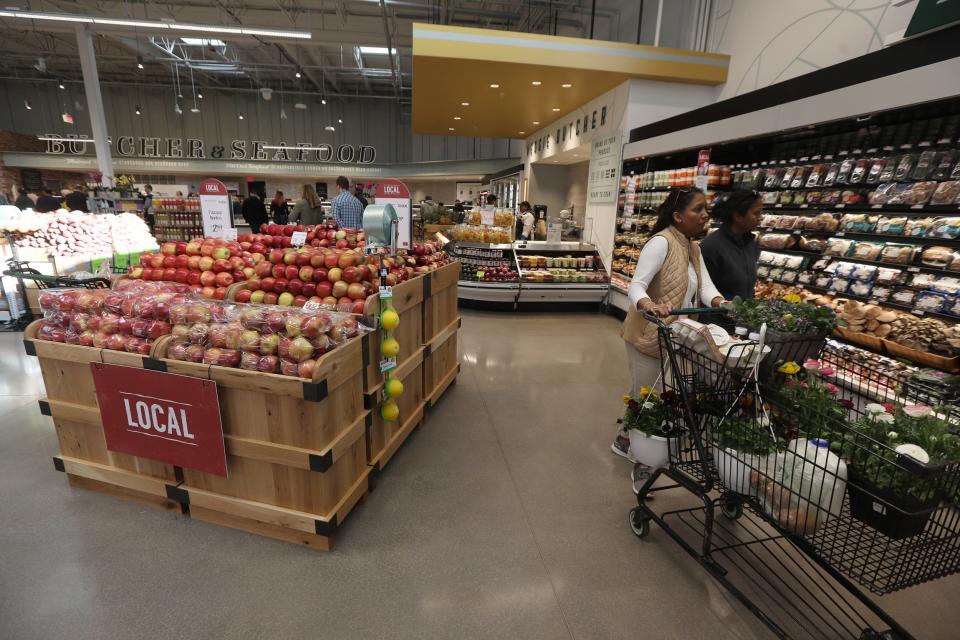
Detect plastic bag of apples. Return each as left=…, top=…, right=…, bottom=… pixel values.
left=164, top=299, right=372, bottom=379
left=35, top=281, right=194, bottom=353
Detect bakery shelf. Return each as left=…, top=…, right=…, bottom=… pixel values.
left=818, top=254, right=957, bottom=278
left=795, top=228, right=960, bottom=248
left=763, top=203, right=960, bottom=214
left=795, top=283, right=960, bottom=324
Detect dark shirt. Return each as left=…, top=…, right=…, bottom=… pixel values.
left=270, top=200, right=290, bottom=224
left=241, top=196, right=268, bottom=233
left=700, top=224, right=760, bottom=301
left=65, top=191, right=89, bottom=212
left=34, top=195, right=62, bottom=213
left=15, top=194, right=33, bottom=210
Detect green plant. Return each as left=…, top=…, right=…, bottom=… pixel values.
left=767, top=359, right=851, bottom=450
left=846, top=403, right=960, bottom=504
left=622, top=388, right=683, bottom=439
left=731, top=296, right=836, bottom=335
left=711, top=414, right=781, bottom=456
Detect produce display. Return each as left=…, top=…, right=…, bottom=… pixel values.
left=449, top=224, right=512, bottom=244
left=128, top=238, right=254, bottom=299
left=109, top=212, right=159, bottom=253
left=466, top=208, right=515, bottom=226
left=164, top=299, right=369, bottom=378
left=34, top=281, right=193, bottom=353
left=3, top=210, right=113, bottom=256
left=456, top=245, right=518, bottom=283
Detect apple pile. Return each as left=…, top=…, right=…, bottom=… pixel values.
left=127, top=237, right=257, bottom=299
left=246, top=221, right=365, bottom=251
left=164, top=300, right=370, bottom=378
left=34, top=281, right=191, bottom=352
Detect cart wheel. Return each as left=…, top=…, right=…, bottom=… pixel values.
left=720, top=496, right=743, bottom=520
left=629, top=507, right=650, bottom=539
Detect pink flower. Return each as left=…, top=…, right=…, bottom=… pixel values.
left=818, top=366, right=836, bottom=377
left=825, top=382, right=839, bottom=394
left=838, top=399, right=855, bottom=409
left=803, top=359, right=822, bottom=371
left=903, top=404, right=933, bottom=418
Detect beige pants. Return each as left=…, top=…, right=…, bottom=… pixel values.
left=620, top=343, right=664, bottom=438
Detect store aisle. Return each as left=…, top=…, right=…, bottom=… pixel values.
left=1, top=311, right=958, bottom=640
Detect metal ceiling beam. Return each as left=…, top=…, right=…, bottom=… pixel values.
left=379, top=0, right=400, bottom=97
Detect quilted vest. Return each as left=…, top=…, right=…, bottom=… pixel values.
left=621, top=225, right=704, bottom=357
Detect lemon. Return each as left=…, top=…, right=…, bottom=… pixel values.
left=380, top=400, right=400, bottom=422
left=381, top=337, right=400, bottom=358
left=386, top=377, right=404, bottom=398
left=380, top=309, right=400, bottom=331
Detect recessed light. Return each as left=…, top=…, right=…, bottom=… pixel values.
left=461, top=101, right=470, bottom=106
left=137, top=55, right=144, bottom=70
left=489, top=83, right=499, bottom=88
left=197, top=91, right=203, bottom=99
left=453, top=116, right=461, bottom=120
left=561, top=83, right=572, bottom=88
left=448, top=127, right=455, bottom=131
left=24, top=100, right=31, bottom=110
left=552, top=107, right=560, bottom=112
left=134, top=104, right=141, bottom=115
left=295, top=70, right=301, bottom=78
left=532, top=121, right=539, bottom=125
left=57, top=79, right=65, bottom=90
left=531, top=81, right=541, bottom=86
left=338, top=118, right=343, bottom=123
left=321, top=99, right=326, bottom=105
left=238, top=113, right=244, bottom=120
left=325, top=125, right=335, bottom=131
left=518, top=131, right=525, bottom=135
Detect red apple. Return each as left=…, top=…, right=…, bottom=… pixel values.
left=161, top=242, right=177, bottom=255
left=201, top=286, right=216, bottom=299
left=215, top=272, right=234, bottom=287
left=315, top=281, right=332, bottom=298
left=287, top=279, right=303, bottom=296
left=197, top=256, right=214, bottom=271
left=174, top=254, right=190, bottom=269
left=211, top=246, right=230, bottom=261
left=351, top=300, right=366, bottom=314
left=327, top=267, right=343, bottom=282
left=312, top=267, right=328, bottom=283
left=342, top=266, right=358, bottom=283
left=283, top=264, right=299, bottom=281
left=262, top=292, right=278, bottom=305
left=347, top=282, right=365, bottom=300
left=212, top=259, right=230, bottom=273
left=187, top=255, right=201, bottom=270
left=257, top=354, right=280, bottom=373
left=273, top=278, right=289, bottom=294
left=323, top=252, right=339, bottom=269
left=310, top=254, right=326, bottom=268
left=295, top=251, right=312, bottom=267
left=283, top=251, right=298, bottom=265
left=299, top=265, right=314, bottom=282
left=260, top=277, right=276, bottom=292
left=240, top=351, right=261, bottom=370
left=332, top=280, right=349, bottom=298
left=302, top=282, right=317, bottom=298
left=186, top=270, right=202, bottom=285
left=213, top=288, right=227, bottom=300
left=321, top=296, right=337, bottom=307
left=235, top=289, right=252, bottom=303
left=288, top=336, right=315, bottom=362
left=185, top=241, right=202, bottom=255
left=200, top=242, right=215, bottom=257
left=199, top=270, right=216, bottom=286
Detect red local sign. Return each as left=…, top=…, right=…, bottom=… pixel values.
left=375, top=179, right=410, bottom=199
left=200, top=178, right=228, bottom=196
left=91, top=363, right=228, bottom=477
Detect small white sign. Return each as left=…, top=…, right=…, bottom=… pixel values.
left=480, top=205, right=495, bottom=226
left=302, top=300, right=322, bottom=312
left=379, top=357, right=397, bottom=373
left=290, top=231, right=307, bottom=247
left=693, top=175, right=708, bottom=191
left=547, top=222, right=562, bottom=243
left=199, top=195, right=231, bottom=238
left=379, top=286, right=393, bottom=299
left=223, top=227, right=238, bottom=242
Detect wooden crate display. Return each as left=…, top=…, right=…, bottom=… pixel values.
left=23, top=320, right=182, bottom=512
left=422, top=262, right=461, bottom=346
left=366, top=347, right=426, bottom=472
left=423, top=317, right=461, bottom=409
left=152, top=334, right=370, bottom=550
left=360, top=275, right=424, bottom=394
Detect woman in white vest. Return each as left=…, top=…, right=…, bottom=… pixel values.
left=611, top=186, right=726, bottom=462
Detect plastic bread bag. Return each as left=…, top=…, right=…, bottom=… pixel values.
left=851, top=264, right=878, bottom=282
left=875, top=216, right=907, bottom=235
left=850, top=241, right=883, bottom=261
left=823, top=238, right=854, bottom=257
left=868, top=182, right=897, bottom=205
left=915, top=290, right=949, bottom=313
left=894, top=153, right=917, bottom=181
left=879, top=243, right=918, bottom=265
left=822, top=163, right=840, bottom=186
left=899, top=182, right=937, bottom=206
left=930, top=181, right=960, bottom=206
left=805, top=191, right=823, bottom=205
left=912, top=149, right=939, bottom=181
left=866, top=158, right=887, bottom=184
left=758, top=251, right=777, bottom=265
left=921, top=246, right=955, bottom=268
left=164, top=299, right=372, bottom=378
left=931, top=150, right=957, bottom=181
left=849, top=158, right=870, bottom=184
left=904, top=217, right=934, bottom=237
left=926, top=217, right=960, bottom=239
left=829, top=277, right=850, bottom=294
left=848, top=280, right=873, bottom=297
left=833, top=262, right=857, bottom=279
left=931, top=276, right=960, bottom=296
left=875, top=267, right=904, bottom=284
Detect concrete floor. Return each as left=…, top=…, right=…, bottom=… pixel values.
left=1, top=309, right=959, bottom=639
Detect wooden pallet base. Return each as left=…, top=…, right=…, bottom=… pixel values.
left=426, top=363, right=460, bottom=409
left=189, top=505, right=334, bottom=550
left=66, top=474, right=185, bottom=514
left=369, top=401, right=425, bottom=473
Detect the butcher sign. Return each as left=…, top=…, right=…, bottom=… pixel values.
left=90, top=363, right=228, bottom=476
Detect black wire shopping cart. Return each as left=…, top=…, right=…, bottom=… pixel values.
left=628, top=309, right=960, bottom=640
left=2, top=257, right=111, bottom=329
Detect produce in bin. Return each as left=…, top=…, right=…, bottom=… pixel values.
left=33, top=281, right=195, bottom=352
left=163, top=298, right=372, bottom=379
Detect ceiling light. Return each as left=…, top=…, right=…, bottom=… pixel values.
left=531, top=81, right=541, bottom=86
left=134, top=105, right=141, bottom=115
left=325, top=126, right=335, bottom=131
left=179, top=37, right=225, bottom=46
left=518, top=131, right=525, bottom=135
left=453, top=116, right=461, bottom=120
left=489, top=84, right=499, bottom=88
left=97, top=18, right=166, bottom=29
left=174, top=103, right=183, bottom=115
left=358, top=46, right=396, bottom=55
left=57, top=79, right=65, bottom=90
left=295, top=102, right=307, bottom=110
left=448, top=127, right=455, bottom=131
left=17, top=12, right=92, bottom=23
left=178, top=24, right=244, bottom=35
left=238, top=113, right=244, bottom=120
left=137, top=56, right=144, bottom=70
left=295, top=70, right=301, bottom=78
left=321, top=98, right=326, bottom=105
left=532, top=121, right=540, bottom=125
left=190, top=107, right=200, bottom=113
left=561, top=83, right=572, bottom=88
left=1, top=12, right=311, bottom=39
left=461, top=102, right=469, bottom=106
left=24, top=100, right=31, bottom=110
left=552, top=107, right=560, bottom=112
left=241, top=29, right=310, bottom=39
left=197, top=91, right=203, bottom=99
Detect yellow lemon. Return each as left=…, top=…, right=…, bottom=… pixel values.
left=380, top=309, right=400, bottom=331
left=386, top=377, right=404, bottom=398
left=381, top=400, right=400, bottom=422
left=381, top=337, right=400, bottom=358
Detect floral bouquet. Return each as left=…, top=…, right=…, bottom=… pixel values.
left=622, top=387, right=685, bottom=468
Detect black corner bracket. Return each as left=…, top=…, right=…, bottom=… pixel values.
left=38, top=399, right=52, bottom=416
left=23, top=340, right=37, bottom=356
left=52, top=456, right=65, bottom=472
left=165, top=484, right=190, bottom=505
left=424, top=343, right=432, bottom=357
left=302, top=379, right=328, bottom=403
left=143, top=358, right=167, bottom=372
left=308, top=450, right=333, bottom=473
left=423, top=273, right=432, bottom=298
left=314, top=515, right=338, bottom=537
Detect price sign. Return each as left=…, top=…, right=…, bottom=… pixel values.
left=908, top=266, right=921, bottom=273
left=871, top=204, right=883, bottom=209
left=302, top=300, right=322, bottom=312
left=379, top=357, right=397, bottom=373
left=912, top=309, right=925, bottom=316
left=693, top=175, right=708, bottom=191
left=836, top=231, right=846, bottom=237
left=775, top=204, right=783, bottom=208
left=547, top=222, right=563, bottom=243
left=835, top=204, right=846, bottom=209
left=223, top=227, right=238, bottom=242
left=911, top=204, right=924, bottom=210
left=199, top=178, right=233, bottom=240
left=378, top=286, right=393, bottom=299
left=480, top=204, right=495, bottom=226
left=800, top=204, right=808, bottom=209
left=290, top=231, right=307, bottom=247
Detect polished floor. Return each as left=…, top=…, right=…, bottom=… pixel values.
left=1, top=310, right=958, bottom=639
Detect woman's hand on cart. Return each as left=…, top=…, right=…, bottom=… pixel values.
left=638, top=299, right=672, bottom=318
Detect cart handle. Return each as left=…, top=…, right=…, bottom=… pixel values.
left=641, top=306, right=729, bottom=326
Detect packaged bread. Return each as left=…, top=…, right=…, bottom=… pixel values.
left=757, top=265, right=771, bottom=279
left=912, top=150, right=940, bottom=181
left=910, top=272, right=936, bottom=289
left=851, top=264, right=878, bottom=281
left=931, top=277, right=960, bottom=295
left=851, top=241, right=884, bottom=261
left=784, top=255, right=805, bottom=270
left=875, top=216, right=907, bottom=235
left=904, top=217, right=934, bottom=237
left=782, top=270, right=799, bottom=284
left=921, top=246, right=954, bottom=268
left=758, top=233, right=795, bottom=249
left=834, top=262, right=856, bottom=279
left=871, top=285, right=892, bottom=301
left=769, top=267, right=785, bottom=281
left=879, top=243, right=917, bottom=265
left=798, top=271, right=816, bottom=285
left=761, top=213, right=779, bottom=228
left=794, top=216, right=815, bottom=229
left=849, top=280, right=872, bottom=297
left=926, top=217, right=960, bottom=239
left=948, top=298, right=960, bottom=317
left=866, top=158, right=887, bottom=184
left=915, top=291, right=949, bottom=313
left=950, top=254, right=960, bottom=272
left=759, top=251, right=778, bottom=265
left=762, top=191, right=780, bottom=204
left=799, top=237, right=826, bottom=252
left=930, top=181, right=960, bottom=206
left=806, top=191, right=823, bottom=205
left=803, top=213, right=839, bottom=231
left=840, top=213, right=878, bottom=232
left=841, top=190, right=867, bottom=205
left=779, top=191, right=796, bottom=205
left=776, top=215, right=798, bottom=229
left=811, top=257, right=832, bottom=271
left=821, top=190, right=842, bottom=205
left=869, top=182, right=898, bottom=205
left=890, top=181, right=937, bottom=206
left=875, top=267, right=903, bottom=284
left=829, top=278, right=850, bottom=294
left=793, top=191, right=808, bottom=206
left=815, top=274, right=833, bottom=288
left=890, top=288, right=916, bottom=305
left=824, top=238, right=855, bottom=257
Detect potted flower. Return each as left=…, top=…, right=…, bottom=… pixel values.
left=771, top=359, right=850, bottom=449
left=731, top=295, right=837, bottom=372
left=622, top=388, right=683, bottom=469
left=710, top=413, right=781, bottom=495
left=844, top=403, right=960, bottom=539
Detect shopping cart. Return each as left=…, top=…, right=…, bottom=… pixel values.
left=2, top=258, right=111, bottom=329
left=628, top=309, right=960, bottom=640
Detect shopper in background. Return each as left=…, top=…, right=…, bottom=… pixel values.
left=270, top=190, right=289, bottom=225
left=331, top=176, right=364, bottom=229
left=241, top=191, right=268, bottom=234
left=420, top=195, right=440, bottom=220
left=15, top=187, right=33, bottom=210
left=65, top=184, right=89, bottom=212
left=141, top=184, right=155, bottom=231
left=700, top=189, right=762, bottom=302
left=0, top=192, right=8, bottom=206
left=485, top=193, right=498, bottom=206
left=34, top=188, right=62, bottom=213
left=517, top=201, right=535, bottom=240
left=290, top=183, right=324, bottom=226
left=232, top=193, right=243, bottom=221
left=612, top=186, right=726, bottom=462
left=354, top=184, right=369, bottom=209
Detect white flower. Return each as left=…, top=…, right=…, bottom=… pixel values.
left=874, top=413, right=895, bottom=424
left=887, top=431, right=899, bottom=440
left=865, top=403, right=887, bottom=415
left=903, top=404, right=933, bottom=418
left=642, top=402, right=654, bottom=410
